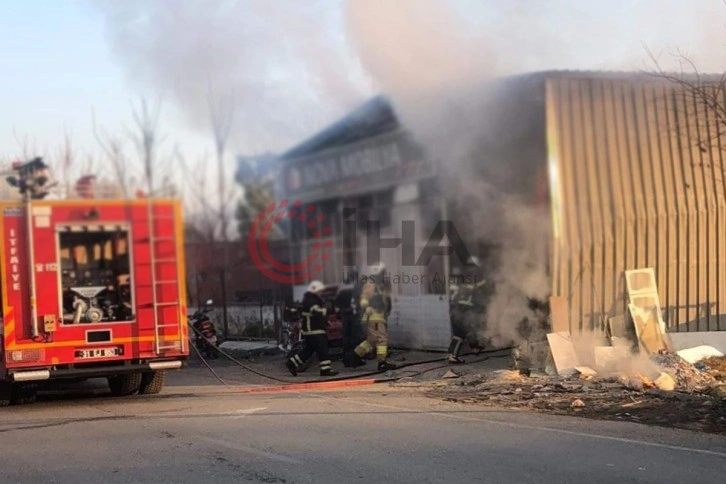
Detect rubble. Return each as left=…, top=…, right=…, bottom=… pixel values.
left=699, top=356, right=726, bottom=381
left=575, top=367, right=597, bottom=379
left=493, top=370, right=524, bottom=382
left=546, top=332, right=579, bottom=375
left=417, top=270, right=726, bottom=434
left=442, top=370, right=460, bottom=379
left=421, top=366, right=726, bottom=435
left=654, top=373, right=676, bottom=391
left=651, top=352, right=718, bottom=393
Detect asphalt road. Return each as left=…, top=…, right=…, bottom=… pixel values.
left=1, top=371, right=725, bottom=483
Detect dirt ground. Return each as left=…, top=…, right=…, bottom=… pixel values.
left=400, top=357, right=726, bottom=435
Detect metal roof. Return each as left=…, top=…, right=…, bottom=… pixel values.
left=281, top=95, right=399, bottom=160
left=281, top=70, right=724, bottom=163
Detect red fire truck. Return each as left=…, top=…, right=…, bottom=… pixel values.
left=0, top=159, right=188, bottom=405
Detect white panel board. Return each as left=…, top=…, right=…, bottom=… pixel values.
left=388, top=294, right=450, bottom=351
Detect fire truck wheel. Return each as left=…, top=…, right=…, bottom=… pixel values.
left=11, top=383, right=38, bottom=405
left=107, top=372, right=142, bottom=397
left=139, top=371, right=166, bottom=395
left=0, top=382, right=11, bottom=407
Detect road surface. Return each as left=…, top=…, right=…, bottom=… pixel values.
left=0, top=371, right=725, bottom=483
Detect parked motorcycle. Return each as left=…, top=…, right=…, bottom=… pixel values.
left=189, top=299, right=219, bottom=359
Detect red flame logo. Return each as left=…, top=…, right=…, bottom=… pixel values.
left=248, top=199, right=332, bottom=284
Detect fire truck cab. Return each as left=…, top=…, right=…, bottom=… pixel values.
left=0, top=159, right=188, bottom=405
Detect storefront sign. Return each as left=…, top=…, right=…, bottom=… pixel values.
left=277, top=130, right=435, bottom=202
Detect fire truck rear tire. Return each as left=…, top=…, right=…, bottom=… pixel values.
left=107, top=372, right=142, bottom=397
left=139, top=371, right=165, bottom=395
left=11, top=383, right=38, bottom=405
left=0, top=382, right=11, bottom=407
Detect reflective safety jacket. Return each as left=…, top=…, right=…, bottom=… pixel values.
left=453, top=278, right=494, bottom=314
left=301, top=291, right=327, bottom=336
left=360, top=281, right=392, bottom=323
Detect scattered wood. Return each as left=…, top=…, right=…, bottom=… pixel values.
left=624, top=268, right=672, bottom=351
left=575, top=366, right=598, bottom=379
left=442, top=370, right=460, bottom=379
left=629, top=304, right=668, bottom=355
left=547, top=331, right=580, bottom=376
left=607, top=315, right=627, bottom=340
left=549, top=296, right=569, bottom=333
left=654, top=372, right=676, bottom=391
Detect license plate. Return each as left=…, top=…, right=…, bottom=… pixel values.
left=75, top=347, right=121, bottom=359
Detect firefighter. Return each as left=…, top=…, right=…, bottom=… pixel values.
left=192, top=304, right=219, bottom=360
left=447, top=255, right=494, bottom=364
left=335, top=271, right=362, bottom=361
left=286, top=280, right=339, bottom=377
left=345, top=262, right=396, bottom=372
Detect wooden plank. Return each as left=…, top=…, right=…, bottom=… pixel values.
left=607, top=315, right=627, bottom=339
left=549, top=296, right=569, bottom=333
left=546, top=331, right=580, bottom=376
left=625, top=268, right=658, bottom=296
left=628, top=304, right=668, bottom=354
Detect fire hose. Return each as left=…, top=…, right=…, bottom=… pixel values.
left=188, top=322, right=515, bottom=386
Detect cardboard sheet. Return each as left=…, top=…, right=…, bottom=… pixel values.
left=546, top=331, right=580, bottom=376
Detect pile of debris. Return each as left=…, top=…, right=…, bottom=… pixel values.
left=533, top=268, right=726, bottom=398
left=418, top=268, right=726, bottom=433
left=416, top=363, right=726, bottom=434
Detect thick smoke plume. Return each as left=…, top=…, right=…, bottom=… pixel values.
left=90, top=0, right=372, bottom=151
left=345, top=0, right=553, bottom=348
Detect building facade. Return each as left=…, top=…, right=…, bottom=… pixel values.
left=272, top=70, right=726, bottom=351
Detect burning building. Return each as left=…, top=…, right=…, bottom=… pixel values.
left=271, top=70, right=726, bottom=352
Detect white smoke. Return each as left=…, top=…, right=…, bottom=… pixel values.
left=344, top=0, right=555, bottom=347
left=90, top=0, right=373, bottom=151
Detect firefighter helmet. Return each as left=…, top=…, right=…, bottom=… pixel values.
left=369, top=262, right=386, bottom=276
left=307, top=280, right=325, bottom=294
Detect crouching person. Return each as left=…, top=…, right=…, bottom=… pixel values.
left=286, top=281, right=339, bottom=377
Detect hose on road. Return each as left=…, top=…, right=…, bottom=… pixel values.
left=189, top=322, right=515, bottom=386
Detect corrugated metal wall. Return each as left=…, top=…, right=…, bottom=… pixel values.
left=546, top=76, right=726, bottom=332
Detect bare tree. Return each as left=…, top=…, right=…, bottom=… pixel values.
left=93, top=110, right=134, bottom=198
left=13, top=128, right=35, bottom=160
left=645, top=44, right=726, bottom=187
left=177, top=149, right=218, bottom=242
left=126, top=96, right=165, bottom=195
left=646, top=46, right=726, bottom=152
left=51, top=129, right=77, bottom=197
left=208, top=86, right=237, bottom=242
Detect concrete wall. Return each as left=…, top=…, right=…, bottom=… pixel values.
left=668, top=332, right=726, bottom=354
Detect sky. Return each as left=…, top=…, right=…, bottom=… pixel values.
left=0, top=0, right=724, bottom=186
